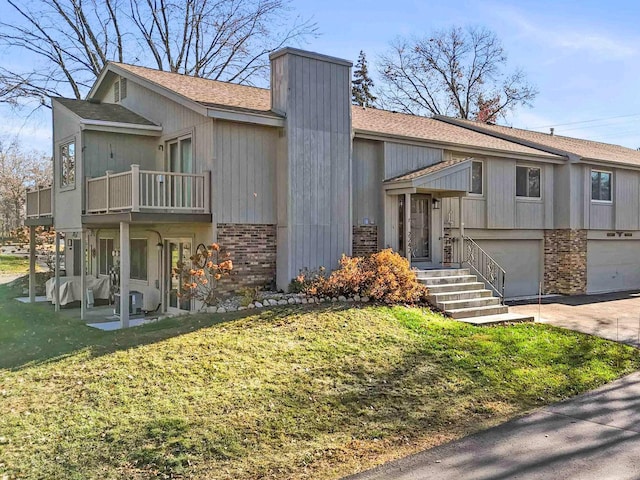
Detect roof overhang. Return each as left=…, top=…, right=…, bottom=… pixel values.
left=354, top=129, right=567, bottom=163
left=80, top=119, right=163, bottom=136
left=384, top=159, right=472, bottom=195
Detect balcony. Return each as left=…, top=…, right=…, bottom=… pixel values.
left=85, top=164, right=211, bottom=217
left=25, top=185, right=53, bottom=226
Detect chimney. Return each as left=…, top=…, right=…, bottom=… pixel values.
left=268, top=48, right=353, bottom=290
left=550, top=127, right=555, bottom=136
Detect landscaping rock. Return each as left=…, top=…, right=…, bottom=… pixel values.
left=216, top=307, right=227, bottom=313
left=278, top=299, right=288, bottom=306
left=254, top=301, right=263, bottom=308
left=301, top=298, right=308, bottom=304
left=354, top=295, right=361, bottom=302
left=248, top=303, right=256, bottom=309
left=287, top=298, right=296, bottom=304
left=362, top=296, right=370, bottom=303
left=331, top=297, right=338, bottom=303
left=338, top=295, right=347, bottom=302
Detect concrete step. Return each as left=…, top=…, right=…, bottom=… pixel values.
left=426, top=282, right=486, bottom=294
left=438, top=297, right=501, bottom=310
left=416, top=268, right=470, bottom=278
left=447, top=304, right=509, bottom=319
left=457, top=313, right=535, bottom=325
left=428, top=289, right=493, bottom=302
left=419, top=275, right=477, bottom=286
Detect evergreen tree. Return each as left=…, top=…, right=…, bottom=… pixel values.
left=352, top=51, right=377, bottom=107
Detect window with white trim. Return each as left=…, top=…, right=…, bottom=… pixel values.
left=470, top=160, right=483, bottom=195
left=516, top=166, right=541, bottom=198
left=60, top=141, right=76, bottom=188
left=113, top=77, right=127, bottom=102
left=591, top=170, right=612, bottom=202
left=99, top=238, right=114, bottom=275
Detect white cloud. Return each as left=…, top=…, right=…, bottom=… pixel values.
left=498, top=7, right=637, bottom=59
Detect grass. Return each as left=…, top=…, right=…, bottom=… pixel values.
left=0, top=255, right=31, bottom=274
left=1, top=278, right=639, bottom=479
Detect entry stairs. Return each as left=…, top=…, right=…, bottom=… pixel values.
left=417, top=268, right=534, bottom=325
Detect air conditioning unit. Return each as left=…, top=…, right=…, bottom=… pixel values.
left=114, top=291, right=143, bottom=316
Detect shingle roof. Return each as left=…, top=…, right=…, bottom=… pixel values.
left=53, top=97, right=157, bottom=126
left=113, top=63, right=273, bottom=114
left=386, top=157, right=469, bottom=183
left=351, top=108, right=562, bottom=158
left=438, top=116, right=640, bottom=166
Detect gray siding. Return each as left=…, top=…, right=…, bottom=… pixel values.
left=52, top=102, right=83, bottom=230
left=83, top=131, right=156, bottom=178
left=213, top=120, right=277, bottom=224
left=273, top=51, right=352, bottom=288
left=415, top=163, right=470, bottom=191
left=486, top=158, right=516, bottom=229
left=384, top=142, right=442, bottom=179
left=353, top=139, right=383, bottom=226
left=614, top=169, right=639, bottom=230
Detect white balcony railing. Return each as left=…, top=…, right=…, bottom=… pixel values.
left=26, top=185, right=53, bottom=218
left=86, top=164, right=210, bottom=214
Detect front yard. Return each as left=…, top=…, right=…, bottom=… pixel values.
left=1, top=279, right=639, bottom=479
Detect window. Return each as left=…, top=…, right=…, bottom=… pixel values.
left=114, top=78, right=127, bottom=102
left=591, top=170, right=612, bottom=202
left=99, top=238, right=114, bottom=275
left=60, top=141, right=76, bottom=188
left=470, top=161, right=483, bottom=195
left=130, top=239, right=148, bottom=281
left=516, top=166, right=541, bottom=198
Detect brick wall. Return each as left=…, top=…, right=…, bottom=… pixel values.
left=352, top=225, right=378, bottom=257
left=216, top=224, right=277, bottom=294
left=544, top=229, right=587, bottom=295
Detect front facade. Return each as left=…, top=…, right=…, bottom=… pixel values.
left=25, top=47, right=640, bottom=322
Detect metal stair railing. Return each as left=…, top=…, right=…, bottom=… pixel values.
left=454, top=235, right=506, bottom=303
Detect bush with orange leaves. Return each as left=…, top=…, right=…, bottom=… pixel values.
left=299, top=249, right=428, bottom=304
left=174, top=243, right=233, bottom=307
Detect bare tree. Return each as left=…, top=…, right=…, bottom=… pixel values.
left=0, top=139, right=52, bottom=237
left=0, top=0, right=317, bottom=107
left=378, top=26, right=537, bottom=121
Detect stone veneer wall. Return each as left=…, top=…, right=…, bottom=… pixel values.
left=352, top=226, right=378, bottom=257
left=543, top=229, right=587, bottom=295
left=216, top=224, right=277, bottom=294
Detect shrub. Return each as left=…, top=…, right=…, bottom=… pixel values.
left=297, top=249, right=428, bottom=304
left=289, top=266, right=326, bottom=293
left=174, top=243, right=233, bottom=307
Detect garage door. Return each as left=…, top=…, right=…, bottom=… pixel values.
left=475, top=240, right=542, bottom=299
left=587, top=240, right=640, bottom=294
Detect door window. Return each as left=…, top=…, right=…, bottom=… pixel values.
left=167, top=240, right=191, bottom=311
left=410, top=195, right=431, bottom=260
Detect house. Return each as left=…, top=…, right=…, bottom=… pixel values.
left=24, top=47, right=640, bottom=326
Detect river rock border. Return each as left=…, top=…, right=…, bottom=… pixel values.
left=203, top=292, right=371, bottom=314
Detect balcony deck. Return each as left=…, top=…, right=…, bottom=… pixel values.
left=25, top=185, right=53, bottom=226
left=83, top=165, right=212, bottom=225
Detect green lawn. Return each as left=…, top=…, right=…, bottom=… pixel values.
left=1, top=278, right=639, bottom=479
left=0, top=254, right=30, bottom=274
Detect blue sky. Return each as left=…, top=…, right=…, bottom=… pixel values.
left=3, top=0, right=640, bottom=152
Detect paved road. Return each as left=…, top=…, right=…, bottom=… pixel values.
left=347, top=372, right=640, bottom=480
left=509, top=290, right=640, bottom=347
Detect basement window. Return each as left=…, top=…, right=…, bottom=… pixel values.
left=591, top=170, right=612, bottom=202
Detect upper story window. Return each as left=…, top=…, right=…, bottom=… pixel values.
left=591, top=170, right=612, bottom=202
left=60, top=141, right=76, bottom=188
left=114, top=77, right=127, bottom=102
left=516, top=165, right=541, bottom=198
left=470, top=160, right=483, bottom=195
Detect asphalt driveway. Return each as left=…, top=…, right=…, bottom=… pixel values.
left=508, top=290, right=640, bottom=347
left=346, top=371, right=640, bottom=480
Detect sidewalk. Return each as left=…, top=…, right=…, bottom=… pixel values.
left=347, top=372, right=640, bottom=480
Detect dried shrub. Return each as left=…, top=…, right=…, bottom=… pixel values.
left=296, top=249, right=428, bottom=304
left=174, top=243, right=233, bottom=307
left=289, top=266, right=326, bottom=293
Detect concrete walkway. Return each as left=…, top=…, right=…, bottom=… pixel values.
left=509, top=290, right=640, bottom=347
left=347, top=372, right=640, bottom=480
